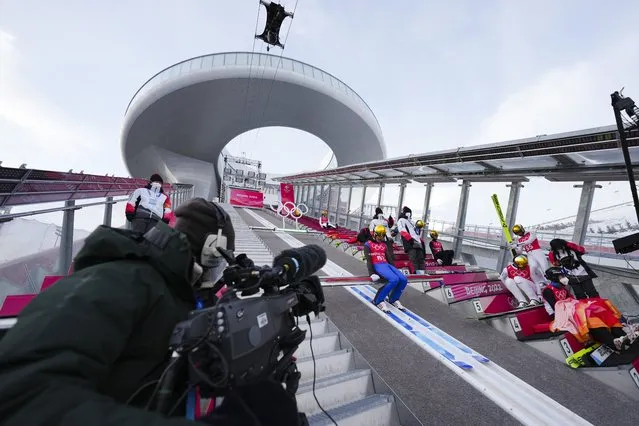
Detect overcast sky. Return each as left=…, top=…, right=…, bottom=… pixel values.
left=1, top=0, right=638, bottom=231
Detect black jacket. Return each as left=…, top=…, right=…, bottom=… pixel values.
left=0, top=224, right=200, bottom=425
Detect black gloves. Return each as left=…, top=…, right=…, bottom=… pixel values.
left=200, top=380, right=303, bottom=426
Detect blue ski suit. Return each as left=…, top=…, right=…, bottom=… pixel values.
left=364, top=240, right=408, bottom=305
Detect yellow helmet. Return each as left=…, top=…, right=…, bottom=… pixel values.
left=429, top=230, right=438, bottom=239
left=322, top=210, right=328, bottom=216
left=373, top=224, right=386, bottom=238
left=415, top=220, right=425, bottom=229
left=513, top=255, right=528, bottom=268
left=292, top=208, right=301, bottom=218
left=512, top=224, right=525, bottom=236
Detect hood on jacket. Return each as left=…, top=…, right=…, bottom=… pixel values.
left=72, top=223, right=195, bottom=302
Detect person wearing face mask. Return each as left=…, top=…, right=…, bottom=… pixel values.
left=125, top=173, right=173, bottom=234
left=0, top=198, right=302, bottom=426
left=397, top=206, right=425, bottom=274
left=548, top=238, right=599, bottom=299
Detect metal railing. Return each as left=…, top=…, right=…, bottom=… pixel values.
left=0, top=183, right=194, bottom=306
left=124, top=51, right=380, bottom=129
left=427, top=218, right=639, bottom=264
left=0, top=165, right=167, bottom=208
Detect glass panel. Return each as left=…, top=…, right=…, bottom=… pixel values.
left=248, top=53, right=260, bottom=67
left=363, top=186, right=380, bottom=219
left=310, top=185, right=320, bottom=216
left=338, top=187, right=350, bottom=215
left=436, top=162, right=486, bottom=173
left=406, top=165, right=439, bottom=176
left=566, top=148, right=639, bottom=166
left=379, top=183, right=397, bottom=216
left=375, top=169, right=405, bottom=177
left=484, top=157, right=559, bottom=170
left=236, top=52, right=248, bottom=66
left=356, top=170, right=379, bottom=179
left=328, top=186, right=339, bottom=212
left=403, top=183, right=427, bottom=219
left=280, top=58, right=293, bottom=71
left=349, top=186, right=363, bottom=211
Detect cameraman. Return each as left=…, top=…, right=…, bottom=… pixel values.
left=0, top=198, right=301, bottom=426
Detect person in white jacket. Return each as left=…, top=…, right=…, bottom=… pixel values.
left=511, top=224, right=548, bottom=285
left=397, top=206, right=425, bottom=274
left=125, top=174, right=173, bottom=234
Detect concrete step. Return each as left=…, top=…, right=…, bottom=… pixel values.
left=298, top=317, right=329, bottom=336
left=296, top=369, right=375, bottom=417
left=297, top=348, right=355, bottom=385
left=307, top=393, right=400, bottom=426
left=295, top=332, right=341, bottom=358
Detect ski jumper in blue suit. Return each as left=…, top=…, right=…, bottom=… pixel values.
left=364, top=240, right=408, bottom=305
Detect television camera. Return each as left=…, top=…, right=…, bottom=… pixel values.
left=153, top=244, right=328, bottom=419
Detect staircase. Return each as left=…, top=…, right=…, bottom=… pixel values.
left=297, top=315, right=413, bottom=425
left=220, top=204, right=274, bottom=266
left=219, top=204, right=419, bottom=426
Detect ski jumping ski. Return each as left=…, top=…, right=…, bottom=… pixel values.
left=361, top=285, right=490, bottom=364
left=349, top=286, right=473, bottom=370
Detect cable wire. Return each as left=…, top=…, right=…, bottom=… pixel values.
left=306, top=314, right=338, bottom=425
left=237, top=1, right=264, bottom=155
left=247, top=0, right=300, bottom=158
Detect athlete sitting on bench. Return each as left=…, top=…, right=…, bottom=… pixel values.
left=544, top=267, right=639, bottom=359
left=428, top=230, right=455, bottom=266
left=365, top=225, right=408, bottom=313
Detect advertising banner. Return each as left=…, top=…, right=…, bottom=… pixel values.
left=280, top=182, right=295, bottom=205
left=229, top=188, right=264, bottom=208
left=443, top=281, right=508, bottom=303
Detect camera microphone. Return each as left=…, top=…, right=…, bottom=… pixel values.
left=272, top=245, right=327, bottom=282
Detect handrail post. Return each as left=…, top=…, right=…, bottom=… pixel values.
left=103, top=196, right=114, bottom=227
left=59, top=200, right=75, bottom=274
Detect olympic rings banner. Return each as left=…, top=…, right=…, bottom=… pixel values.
left=270, top=200, right=308, bottom=221
left=280, top=182, right=295, bottom=205
left=229, top=188, right=264, bottom=208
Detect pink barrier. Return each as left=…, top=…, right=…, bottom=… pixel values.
left=508, top=308, right=555, bottom=340
left=425, top=265, right=467, bottom=273
left=443, top=280, right=507, bottom=303
left=473, top=293, right=519, bottom=315
left=40, top=275, right=63, bottom=291
left=441, top=272, right=488, bottom=285
left=0, top=295, right=36, bottom=317
left=0, top=274, right=64, bottom=318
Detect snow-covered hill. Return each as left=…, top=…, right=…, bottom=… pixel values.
left=0, top=218, right=91, bottom=264
left=535, top=202, right=638, bottom=238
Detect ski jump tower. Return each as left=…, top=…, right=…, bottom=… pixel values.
left=121, top=52, right=386, bottom=200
